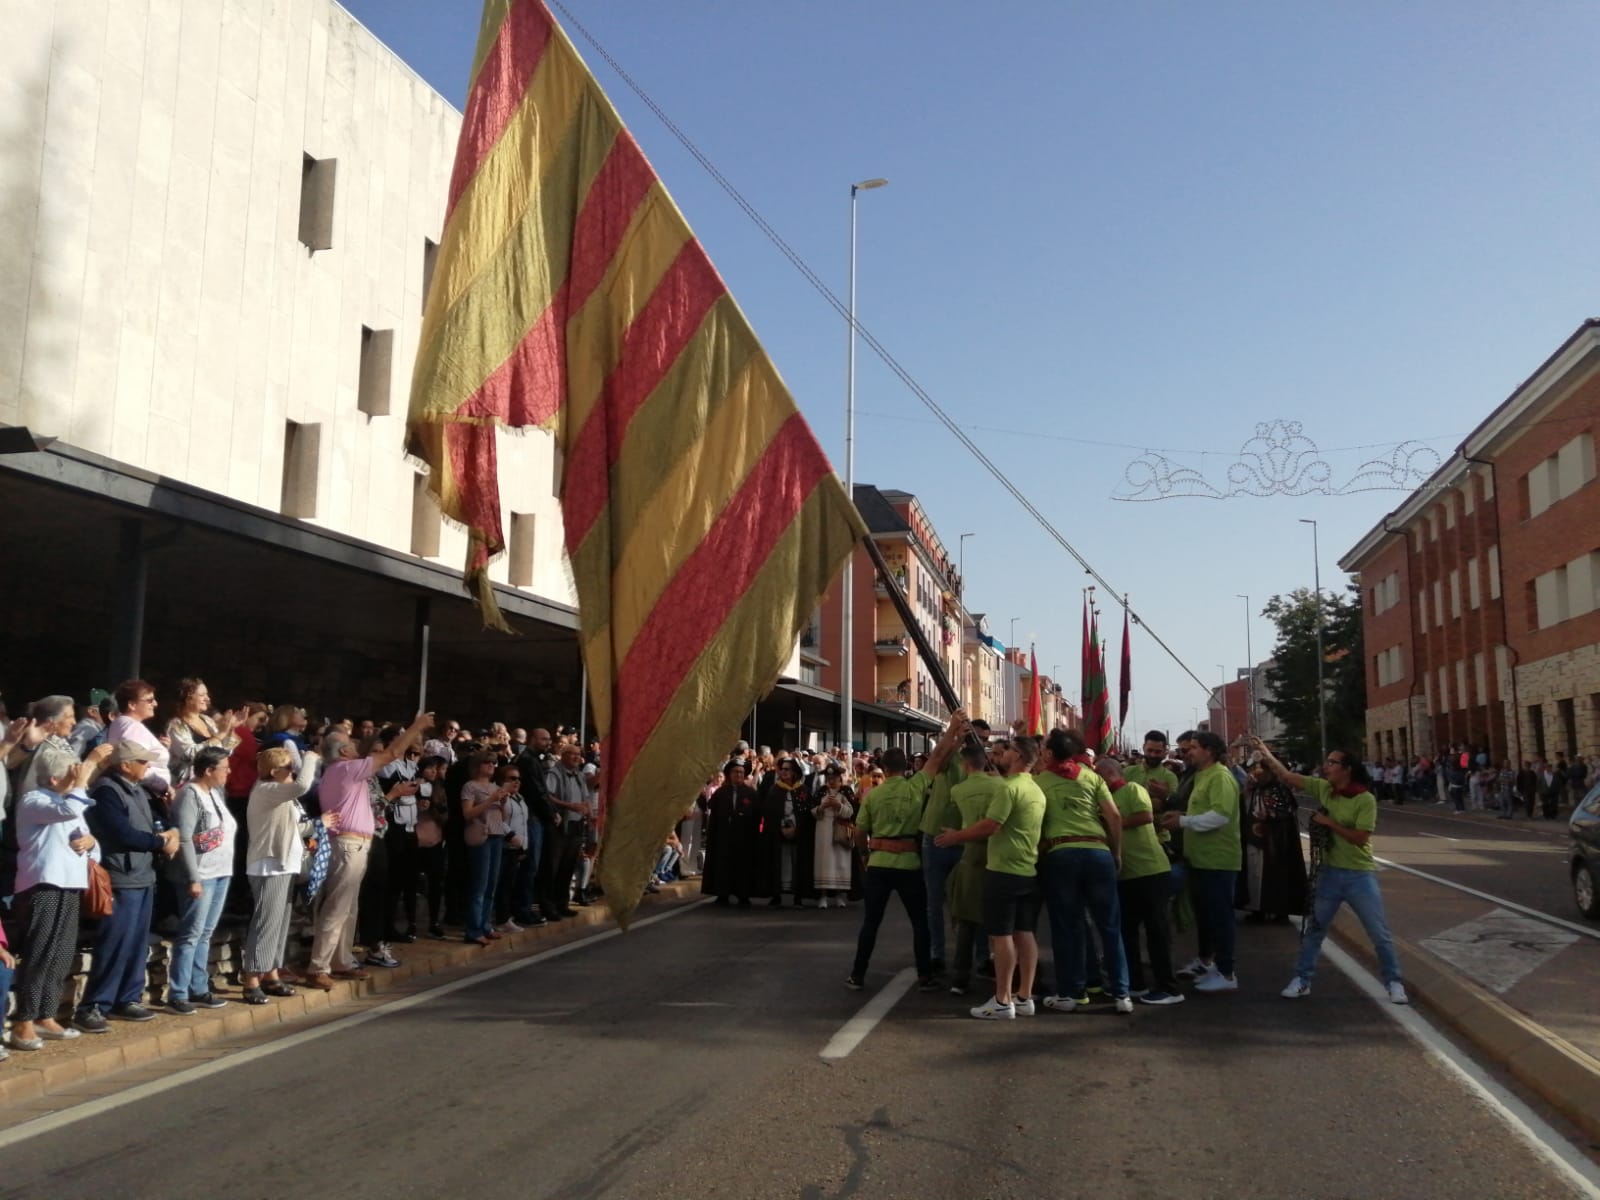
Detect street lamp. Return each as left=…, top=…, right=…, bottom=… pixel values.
left=958, top=531, right=974, bottom=711
left=841, top=176, right=888, bottom=754
left=1236, top=593, right=1254, bottom=735
left=1299, top=518, right=1327, bottom=765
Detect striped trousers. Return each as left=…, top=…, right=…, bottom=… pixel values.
left=243, top=875, right=296, bottom=975
left=14, top=885, right=80, bottom=1023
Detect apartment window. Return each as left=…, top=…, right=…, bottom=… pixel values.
left=1558, top=697, right=1579, bottom=758
left=508, top=512, right=537, bottom=587
left=1462, top=480, right=1474, bottom=516
left=1557, top=432, right=1596, bottom=498
left=1444, top=495, right=1456, bottom=529
left=358, top=326, right=394, bottom=416
left=1449, top=570, right=1461, bottom=619
left=280, top=420, right=321, bottom=518
left=1488, top=545, right=1501, bottom=599
left=422, top=237, right=440, bottom=314
left=1535, top=565, right=1571, bottom=628
left=1564, top=549, right=1600, bottom=621
left=410, top=473, right=441, bottom=557
left=1481, top=466, right=1495, bottom=500
left=1466, top=557, right=1481, bottom=609
left=298, top=154, right=337, bottom=251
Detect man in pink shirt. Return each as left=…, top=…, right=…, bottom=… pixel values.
left=305, top=710, right=432, bottom=990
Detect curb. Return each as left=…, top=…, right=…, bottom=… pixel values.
left=0, top=882, right=703, bottom=1111
left=1329, top=911, right=1600, bottom=1142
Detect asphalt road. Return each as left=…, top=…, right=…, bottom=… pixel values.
left=0, top=898, right=1591, bottom=1200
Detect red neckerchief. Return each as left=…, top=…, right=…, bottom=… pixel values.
left=1335, top=782, right=1370, bottom=798
left=1045, top=754, right=1095, bottom=781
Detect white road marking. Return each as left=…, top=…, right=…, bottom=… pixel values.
left=1324, top=940, right=1600, bottom=1199
left=1371, top=854, right=1600, bottom=943
left=1417, top=831, right=1460, bottom=842
left=0, top=899, right=708, bottom=1150
left=820, top=968, right=916, bottom=1061
left=657, top=1001, right=732, bottom=1008
left=1421, top=908, right=1580, bottom=993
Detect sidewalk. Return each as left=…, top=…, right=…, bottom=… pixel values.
left=0, top=882, right=702, bottom=1113
left=1328, top=815, right=1600, bottom=1141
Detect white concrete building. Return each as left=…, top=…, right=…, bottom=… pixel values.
left=1, top=0, right=570, bottom=601
left=0, top=0, right=580, bottom=719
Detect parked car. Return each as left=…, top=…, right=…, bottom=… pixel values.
left=1570, top=781, right=1600, bottom=918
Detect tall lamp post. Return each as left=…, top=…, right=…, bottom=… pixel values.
left=1299, top=518, right=1327, bottom=765
left=1217, top=664, right=1229, bottom=744
left=1236, top=593, right=1254, bottom=735
left=958, top=531, right=974, bottom=712
left=841, top=176, right=888, bottom=754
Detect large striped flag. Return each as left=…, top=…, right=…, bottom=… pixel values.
left=1025, top=647, right=1044, bottom=736
left=1083, top=604, right=1112, bottom=754
left=406, top=0, right=863, bottom=925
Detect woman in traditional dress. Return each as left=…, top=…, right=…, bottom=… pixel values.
left=1237, top=756, right=1307, bottom=923
left=757, top=758, right=806, bottom=906
left=810, top=764, right=856, bottom=909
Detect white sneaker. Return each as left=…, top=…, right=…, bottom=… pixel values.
left=817, top=897, right=830, bottom=910
left=1193, top=969, right=1238, bottom=993
left=1387, top=981, right=1409, bottom=1005
left=1114, top=996, right=1134, bottom=1014
left=971, top=996, right=1015, bottom=1021
left=1175, top=957, right=1210, bottom=979
left=1281, top=977, right=1312, bottom=999
left=1041, top=994, right=1084, bottom=1012
left=1013, top=996, right=1036, bottom=1017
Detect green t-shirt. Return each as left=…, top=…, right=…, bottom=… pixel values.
left=1184, top=762, right=1241, bottom=871
left=918, top=759, right=966, bottom=837
left=984, top=772, right=1046, bottom=877
left=1125, top=762, right=1179, bottom=804
left=1111, top=780, right=1170, bottom=881
left=856, top=774, right=930, bottom=869
left=1303, top=776, right=1376, bottom=871
left=1037, top=767, right=1112, bottom=849
left=950, top=772, right=1003, bottom=868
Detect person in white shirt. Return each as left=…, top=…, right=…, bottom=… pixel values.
left=495, top=770, right=535, bottom=932
left=241, top=748, right=332, bottom=1003
left=167, top=746, right=239, bottom=1014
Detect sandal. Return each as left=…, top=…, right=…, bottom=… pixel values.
left=242, top=987, right=270, bottom=1006
left=261, top=981, right=297, bottom=998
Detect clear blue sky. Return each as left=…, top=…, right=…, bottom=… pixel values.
left=343, top=0, right=1600, bottom=740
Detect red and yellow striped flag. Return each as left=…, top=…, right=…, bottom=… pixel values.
left=406, top=0, right=863, bottom=925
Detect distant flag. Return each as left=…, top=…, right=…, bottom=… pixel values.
left=1117, top=601, right=1131, bottom=735
left=1026, top=647, right=1045, bottom=736
left=405, top=0, right=863, bottom=924
left=1082, top=596, right=1112, bottom=754
left=1080, top=593, right=1092, bottom=718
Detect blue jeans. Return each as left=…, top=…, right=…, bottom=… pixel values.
left=0, top=956, right=13, bottom=1024
left=1190, top=867, right=1237, bottom=977
left=84, top=885, right=155, bottom=1009
left=1295, top=866, right=1402, bottom=985
left=921, top=837, right=963, bottom=961
left=169, top=878, right=229, bottom=1001
left=1041, top=848, right=1129, bottom=998
left=465, top=835, right=505, bottom=940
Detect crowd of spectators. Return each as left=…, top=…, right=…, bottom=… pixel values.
left=1366, top=746, right=1596, bottom=817
left=0, top=682, right=605, bottom=1056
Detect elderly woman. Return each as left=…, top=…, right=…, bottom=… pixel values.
left=1237, top=756, right=1307, bottom=924
left=241, top=746, right=329, bottom=1004
left=811, top=765, right=856, bottom=909
left=165, top=678, right=244, bottom=789
left=8, top=742, right=112, bottom=1049
left=8, top=695, right=80, bottom=795
left=166, top=745, right=238, bottom=1014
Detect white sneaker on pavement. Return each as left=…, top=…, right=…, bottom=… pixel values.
left=971, top=996, right=1016, bottom=1021
left=1175, top=957, right=1210, bottom=979
left=1041, top=994, right=1084, bottom=1012
left=1281, top=977, right=1312, bottom=999
left=817, top=897, right=830, bottom=910
left=1114, top=996, right=1134, bottom=1014
left=1193, top=968, right=1238, bottom=993
left=1387, top=981, right=1409, bottom=1005
left=1013, top=996, right=1036, bottom=1017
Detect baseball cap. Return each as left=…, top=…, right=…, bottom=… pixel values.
left=110, top=742, right=159, bottom=765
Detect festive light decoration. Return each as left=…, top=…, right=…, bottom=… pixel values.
left=1112, top=420, right=1442, bottom=502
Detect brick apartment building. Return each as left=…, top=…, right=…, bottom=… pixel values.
left=1341, top=319, right=1600, bottom=766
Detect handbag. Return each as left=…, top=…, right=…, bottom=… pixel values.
left=84, top=859, right=114, bottom=918
left=191, top=789, right=225, bottom=854
left=832, top=819, right=856, bottom=849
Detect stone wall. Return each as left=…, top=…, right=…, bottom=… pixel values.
left=1515, top=643, right=1600, bottom=761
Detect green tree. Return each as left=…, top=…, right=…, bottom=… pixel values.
left=1260, top=583, right=1366, bottom=767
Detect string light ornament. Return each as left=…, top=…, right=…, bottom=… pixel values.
left=1113, top=420, right=1442, bottom=502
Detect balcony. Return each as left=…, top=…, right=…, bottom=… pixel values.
left=877, top=686, right=910, bottom=706
left=873, top=569, right=909, bottom=596
left=873, top=635, right=909, bottom=656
